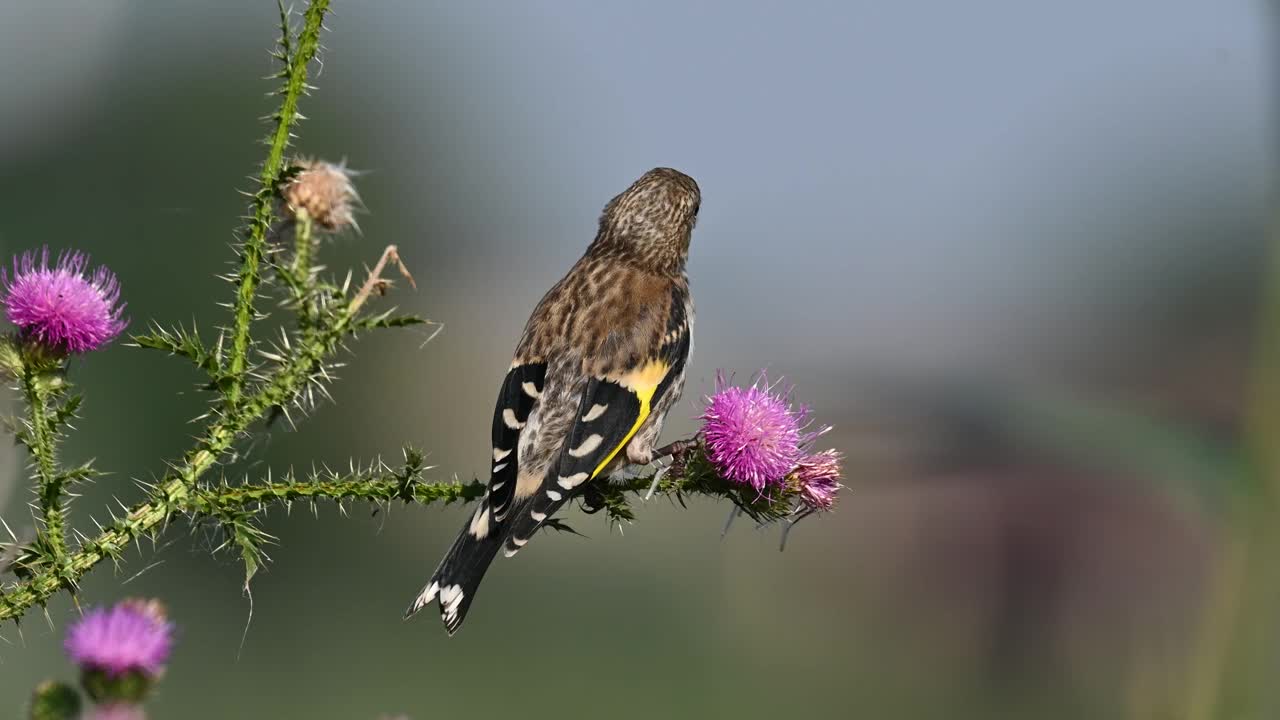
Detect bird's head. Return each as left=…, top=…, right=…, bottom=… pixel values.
left=594, top=167, right=701, bottom=274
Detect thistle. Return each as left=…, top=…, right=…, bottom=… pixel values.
left=65, top=599, right=175, bottom=704
left=0, top=248, right=127, bottom=355
left=700, top=373, right=810, bottom=492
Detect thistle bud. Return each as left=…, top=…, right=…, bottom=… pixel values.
left=28, top=680, right=81, bottom=720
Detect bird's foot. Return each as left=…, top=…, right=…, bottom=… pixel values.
left=651, top=436, right=697, bottom=462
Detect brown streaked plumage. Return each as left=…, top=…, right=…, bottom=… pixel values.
left=406, top=168, right=700, bottom=634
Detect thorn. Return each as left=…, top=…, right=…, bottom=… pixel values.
left=779, top=509, right=814, bottom=551
left=0, top=516, right=17, bottom=543
left=721, top=506, right=743, bottom=539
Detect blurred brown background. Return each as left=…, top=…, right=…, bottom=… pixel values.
left=0, top=2, right=1275, bottom=718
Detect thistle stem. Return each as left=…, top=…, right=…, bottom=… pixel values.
left=21, top=367, right=65, bottom=563
left=187, top=473, right=486, bottom=516
left=291, top=209, right=317, bottom=334
left=0, top=459, right=708, bottom=622
left=224, top=0, right=330, bottom=409
left=291, top=210, right=315, bottom=281
left=0, top=463, right=467, bottom=622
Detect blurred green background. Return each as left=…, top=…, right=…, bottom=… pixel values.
left=0, top=1, right=1276, bottom=718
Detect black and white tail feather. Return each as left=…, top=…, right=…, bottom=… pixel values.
left=405, top=528, right=503, bottom=634
left=405, top=362, right=544, bottom=634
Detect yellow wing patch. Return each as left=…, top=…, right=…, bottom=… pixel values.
left=590, top=360, right=670, bottom=478
left=613, top=359, right=671, bottom=393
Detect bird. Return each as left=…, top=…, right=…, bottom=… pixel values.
left=405, top=167, right=700, bottom=634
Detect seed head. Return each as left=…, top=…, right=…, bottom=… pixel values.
left=281, top=158, right=360, bottom=231
left=1, top=248, right=127, bottom=354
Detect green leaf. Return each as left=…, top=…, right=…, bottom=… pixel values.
left=353, top=312, right=430, bottom=331
left=579, top=484, right=636, bottom=526
left=132, top=324, right=220, bottom=377
left=0, top=336, right=23, bottom=378
left=54, top=462, right=97, bottom=486
left=47, top=395, right=82, bottom=435
left=226, top=516, right=274, bottom=591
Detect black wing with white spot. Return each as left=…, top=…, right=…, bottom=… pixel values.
left=488, top=362, right=545, bottom=520
left=500, top=377, right=641, bottom=556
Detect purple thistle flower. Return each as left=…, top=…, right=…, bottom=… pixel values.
left=700, top=372, right=808, bottom=491
left=65, top=599, right=174, bottom=679
left=796, top=449, right=843, bottom=511
left=0, top=247, right=127, bottom=354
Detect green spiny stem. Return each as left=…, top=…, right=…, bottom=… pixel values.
left=0, top=478, right=182, bottom=622
left=0, top=433, right=787, bottom=622
left=183, top=294, right=363, bottom=488
left=224, top=0, right=330, bottom=409
left=292, top=210, right=314, bottom=279
left=291, top=210, right=318, bottom=335
left=0, top=461, right=464, bottom=623
left=21, top=368, right=66, bottom=563
left=0, top=459, right=745, bottom=622
left=186, top=475, right=487, bottom=516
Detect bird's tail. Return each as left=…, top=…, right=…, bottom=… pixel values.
left=404, top=523, right=504, bottom=635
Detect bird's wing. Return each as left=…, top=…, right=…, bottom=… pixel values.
left=500, top=297, right=691, bottom=556
left=484, top=361, right=546, bottom=524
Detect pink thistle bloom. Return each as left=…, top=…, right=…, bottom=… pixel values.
left=796, top=449, right=843, bottom=511
left=1, top=248, right=127, bottom=353
left=65, top=599, right=174, bottom=678
left=700, top=373, right=809, bottom=491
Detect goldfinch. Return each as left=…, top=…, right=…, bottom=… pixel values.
left=406, top=167, right=700, bottom=634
